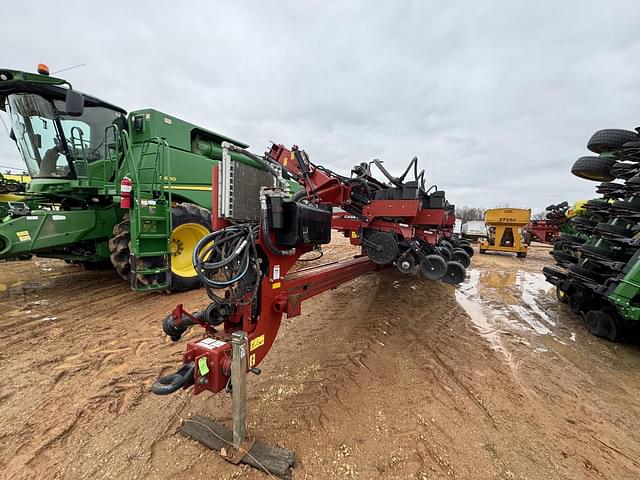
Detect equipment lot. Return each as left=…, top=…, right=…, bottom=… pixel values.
left=1, top=238, right=639, bottom=480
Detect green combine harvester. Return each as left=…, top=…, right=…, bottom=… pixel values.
left=0, top=65, right=276, bottom=291
left=544, top=128, right=640, bottom=341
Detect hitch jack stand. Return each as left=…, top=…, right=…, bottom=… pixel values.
left=180, top=331, right=296, bottom=479
left=222, top=331, right=256, bottom=464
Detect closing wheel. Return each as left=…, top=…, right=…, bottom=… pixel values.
left=568, top=292, right=589, bottom=315
left=460, top=244, right=474, bottom=258
left=438, top=246, right=452, bottom=261
left=443, top=261, right=466, bottom=285
left=396, top=253, right=419, bottom=274
left=420, top=254, right=447, bottom=280
left=585, top=310, right=620, bottom=341
left=452, top=248, right=471, bottom=268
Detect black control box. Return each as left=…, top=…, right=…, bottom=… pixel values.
left=272, top=201, right=332, bottom=247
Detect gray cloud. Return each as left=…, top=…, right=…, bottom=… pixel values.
left=2, top=0, right=639, bottom=212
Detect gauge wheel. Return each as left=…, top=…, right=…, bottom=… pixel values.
left=452, top=248, right=471, bottom=268
left=420, top=254, right=447, bottom=280
left=442, top=261, right=466, bottom=285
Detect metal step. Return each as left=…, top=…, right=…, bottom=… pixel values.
left=137, top=251, right=170, bottom=257
left=134, top=282, right=170, bottom=291
left=138, top=233, right=168, bottom=239
left=137, top=267, right=170, bottom=275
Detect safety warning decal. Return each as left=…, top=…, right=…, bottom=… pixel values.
left=250, top=335, right=265, bottom=351
left=197, top=337, right=226, bottom=350
left=16, top=231, right=31, bottom=242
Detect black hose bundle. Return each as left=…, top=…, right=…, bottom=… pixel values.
left=192, top=223, right=261, bottom=305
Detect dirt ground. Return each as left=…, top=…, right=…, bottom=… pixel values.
left=1, top=238, right=640, bottom=480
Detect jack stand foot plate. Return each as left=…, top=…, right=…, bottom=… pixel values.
left=181, top=415, right=296, bottom=480
left=221, top=434, right=256, bottom=464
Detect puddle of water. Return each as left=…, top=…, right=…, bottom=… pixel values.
left=456, top=267, right=564, bottom=366
left=455, top=269, right=520, bottom=371
left=0, top=273, right=22, bottom=293
left=455, top=287, right=519, bottom=371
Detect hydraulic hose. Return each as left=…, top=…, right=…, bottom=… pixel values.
left=192, top=224, right=257, bottom=289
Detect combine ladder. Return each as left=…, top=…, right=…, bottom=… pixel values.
left=128, top=138, right=173, bottom=291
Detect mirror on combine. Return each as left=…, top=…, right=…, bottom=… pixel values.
left=65, top=89, right=84, bottom=116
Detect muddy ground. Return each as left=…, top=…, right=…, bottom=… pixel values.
left=1, top=239, right=639, bottom=480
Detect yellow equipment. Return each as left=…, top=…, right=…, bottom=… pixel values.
left=479, top=208, right=531, bottom=258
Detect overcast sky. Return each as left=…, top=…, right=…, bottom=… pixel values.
left=2, top=1, right=639, bottom=212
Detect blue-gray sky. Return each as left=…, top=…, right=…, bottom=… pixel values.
left=2, top=1, right=639, bottom=212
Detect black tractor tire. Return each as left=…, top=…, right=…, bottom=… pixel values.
left=587, top=129, right=639, bottom=154
left=571, top=156, right=615, bottom=182
left=108, top=204, right=211, bottom=292
left=109, top=215, right=132, bottom=280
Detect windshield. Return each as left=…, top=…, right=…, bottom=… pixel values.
left=6, top=93, right=122, bottom=179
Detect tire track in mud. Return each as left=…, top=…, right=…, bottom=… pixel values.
left=0, top=259, right=211, bottom=479
left=278, top=271, right=501, bottom=438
